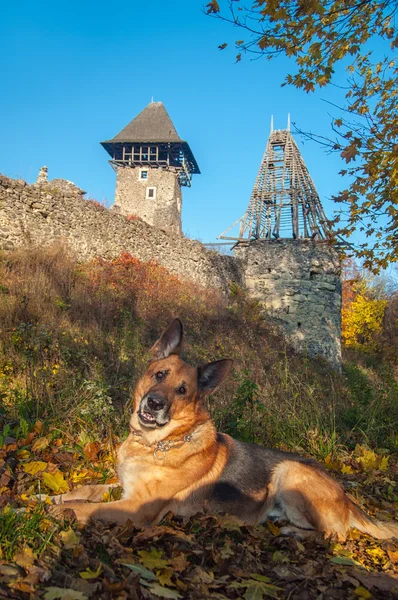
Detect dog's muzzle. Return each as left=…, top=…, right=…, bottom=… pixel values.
left=138, top=393, right=170, bottom=428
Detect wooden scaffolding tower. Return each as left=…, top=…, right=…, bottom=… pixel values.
left=219, top=120, right=331, bottom=242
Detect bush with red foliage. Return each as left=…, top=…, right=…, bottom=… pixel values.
left=86, top=199, right=107, bottom=211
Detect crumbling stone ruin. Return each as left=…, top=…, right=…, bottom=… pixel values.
left=0, top=104, right=342, bottom=368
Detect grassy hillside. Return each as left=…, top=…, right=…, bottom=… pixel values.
left=0, top=246, right=397, bottom=599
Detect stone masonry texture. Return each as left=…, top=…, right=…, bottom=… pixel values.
left=0, top=174, right=240, bottom=293
left=113, top=166, right=182, bottom=235
left=0, top=174, right=341, bottom=368
left=234, top=240, right=342, bottom=368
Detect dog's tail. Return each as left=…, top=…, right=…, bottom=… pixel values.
left=348, top=500, right=398, bottom=540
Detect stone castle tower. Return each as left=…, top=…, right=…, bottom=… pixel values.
left=101, top=102, right=200, bottom=235
left=219, top=121, right=342, bottom=367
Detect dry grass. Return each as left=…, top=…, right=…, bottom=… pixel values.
left=0, top=244, right=396, bottom=454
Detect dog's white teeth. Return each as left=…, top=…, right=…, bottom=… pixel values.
left=143, top=412, right=155, bottom=421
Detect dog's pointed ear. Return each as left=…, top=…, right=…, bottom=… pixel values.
left=197, top=359, right=233, bottom=395
left=151, top=319, right=183, bottom=361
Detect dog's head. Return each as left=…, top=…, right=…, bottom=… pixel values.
left=130, top=319, right=232, bottom=437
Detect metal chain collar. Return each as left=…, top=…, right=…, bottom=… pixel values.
left=130, top=428, right=193, bottom=460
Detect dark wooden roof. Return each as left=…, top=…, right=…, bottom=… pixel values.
left=101, top=102, right=200, bottom=174
left=103, top=102, right=182, bottom=143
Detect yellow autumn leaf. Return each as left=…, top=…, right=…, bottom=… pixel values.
left=157, top=566, right=175, bottom=587
left=60, top=528, right=81, bottom=549
left=324, top=454, right=340, bottom=471
left=23, top=461, right=48, bottom=475
left=33, top=420, right=44, bottom=434
left=379, top=455, right=389, bottom=471
left=17, top=449, right=31, bottom=459
left=138, top=548, right=170, bottom=570
left=341, top=464, right=354, bottom=475
left=42, top=471, right=69, bottom=493
left=366, top=546, right=386, bottom=563
left=70, top=469, right=90, bottom=483
left=32, top=437, right=50, bottom=452
left=79, top=565, right=102, bottom=579
left=39, top=518, right=54, bottom=532
left=357, top=449, right=378, bottom=471
left=354, top=586, right=372, bottom=599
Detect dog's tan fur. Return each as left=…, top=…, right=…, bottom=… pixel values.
left=53, top=320, right=398, bottom=541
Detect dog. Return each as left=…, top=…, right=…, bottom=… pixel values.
left=52, top=319, right=398, bottom=541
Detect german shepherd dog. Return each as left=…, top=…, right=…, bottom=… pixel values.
left=52, top=319, right=398, bottom=541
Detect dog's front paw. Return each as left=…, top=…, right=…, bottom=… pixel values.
left=49, top=501, right=93, bottom=525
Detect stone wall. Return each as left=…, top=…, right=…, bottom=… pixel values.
left=234, top=240, right=342, bottom=368
left=0, top=173, right=342, bottom=368
left=114, top=166, right=182, bottom=235
left=0, top=174, right=241, bottom=292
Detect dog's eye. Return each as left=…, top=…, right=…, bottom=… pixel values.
left=155, top=371, right=164, bottom=382
left=177, top=386, right=186, bottom=395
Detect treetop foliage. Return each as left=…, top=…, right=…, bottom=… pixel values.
left=206, top=1, right=398, bottom=272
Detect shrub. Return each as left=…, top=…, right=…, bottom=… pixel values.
left=0, top=245, right=396, bottom=452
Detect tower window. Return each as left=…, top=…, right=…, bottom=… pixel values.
left=146, top=187, right=156, bottom=200
left=139, top=169, right=148, bottom=180
left=141, top=146, right=149, bottom=161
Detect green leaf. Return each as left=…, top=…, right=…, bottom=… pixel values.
left=119, top=562, right=157, bottom=581
left=330, top=556, right=362, bottom=567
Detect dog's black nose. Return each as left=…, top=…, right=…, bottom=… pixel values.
left=147, top=395, right=165, bottom=412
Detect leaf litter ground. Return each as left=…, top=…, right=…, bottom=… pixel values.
left=0, top=426, right=397, bottom=599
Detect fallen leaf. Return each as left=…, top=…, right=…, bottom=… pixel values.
left=0, top=564, right=22, bottom=578
left=13, top=547, right=35, bottom=569
left=250, top=574, right=271, bottom=582
left=119, top=562, right=157, bottom=581
left=60, top=528, right=81, bottom=549
left=242, top=579, right=282, bottom=600
left=356, top=572, right=398, bottom=592
left=366, top=546, right=386, bottom=564
left=83, top=441, right=101, bottom=460
left=324, top=454, right=340, bottom=471
left=386, top=548, right=398, bottom=564
left=23, top=461, right=47, bottom=475
left=33, top=420, right=44, bottom=434
left=138, top=547, right=170, bottom=570
left=134, top=525, right=193, bottom=543
left=79, top=565, right=102, bottom=579
left=44, top=588, right=87, bottom=600
left=147, top=583, right=182, bottom=599
left=272, top=551, right=289, bottom=563
left=330, top=556, right=362, bottom=567
left=17, top=449, right=31, bottom=459
left=267, top=520, right=280, bottom=536
left=169, top=553, right=190, bottom=573
left=341, top=464, right=354, bottom=475
left=32, top=437, right=50, bottom=452
left=42, top=470, right=69, bottom=493
left=354, top=586, right=372, bottom=599
left=220, top=538, right=235, bottom=559
left=158, top=567, right=175, bottom=587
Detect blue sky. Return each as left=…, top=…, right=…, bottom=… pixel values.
left=1, top=0, right=353, bottom=244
